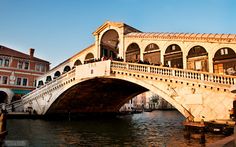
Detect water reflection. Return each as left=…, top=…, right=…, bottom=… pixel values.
left=6, top=111, right=225, bottom=146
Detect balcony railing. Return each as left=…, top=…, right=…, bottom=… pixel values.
left=111, top=61, right=236, bottom=86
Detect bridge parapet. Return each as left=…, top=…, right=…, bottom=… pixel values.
left=111, top=61, right=236, bottom=87
left=21, top=60, right=111, bottom=104
left=21, top=68, right=76, bottom=104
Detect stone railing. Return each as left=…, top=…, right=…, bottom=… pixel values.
left=19, top=60, right=236, bottom=107
left=21, top=68, right=76, bottom=103
left=111, top=61, right=236, bottom=86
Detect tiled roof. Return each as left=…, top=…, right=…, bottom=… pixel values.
left=125, top=32, right=236, bottom=43
left=0, top=45, right=50, bottom=63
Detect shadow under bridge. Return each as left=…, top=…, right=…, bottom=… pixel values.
left=46, top=77, right=148, bottom=115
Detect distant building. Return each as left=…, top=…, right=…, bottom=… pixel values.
left=120, top=91, right=174, bottom=112
left=0, top=45, right=50, bottom=103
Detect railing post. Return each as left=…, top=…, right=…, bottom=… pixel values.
left=172, top=69, right=175, bottom=77
left=201, top=73, right=204, bottom=81
left=147, top=66, right=150, bottom=73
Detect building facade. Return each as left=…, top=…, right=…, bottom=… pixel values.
left=0, top=45, right=50, bottom=103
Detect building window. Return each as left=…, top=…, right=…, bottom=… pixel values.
left=4, top=59, right=9, bottom=67
left=16, top=77, right=22, bottom=85
left=35, top=63, right=45, bottom=72
left=220, top=48, right=228, bottom=55
left=22, top=78, right=28, bottom=86
left=24, top=62, right=29, bottom=70
left=41, top=65, right=45, bottom=72
left=0, top=58, right=3, bottom=66
left=2, top=76, right=8, bottom=84
left=36, top=64, right=40, bottom=71
left=18, top=61, right=23, bottom=69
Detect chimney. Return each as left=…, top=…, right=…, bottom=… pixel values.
left=29, top=48, right=35, bottom=59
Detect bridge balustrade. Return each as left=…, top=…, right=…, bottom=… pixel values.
left=111, top=61, right=236, bottom=86
left=21, top=68, right=76, bottom=103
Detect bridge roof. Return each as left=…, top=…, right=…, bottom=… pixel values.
left=125, top=32, right=236, bottom=43
left=49, top=44, right=95, bottom=71
left=93, top=21, right=141, bottom=36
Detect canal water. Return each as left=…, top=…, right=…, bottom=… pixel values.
left=5, top=110, right=225, bottom=146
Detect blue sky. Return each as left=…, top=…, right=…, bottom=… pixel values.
left=0, top=0, right=236, bottom=67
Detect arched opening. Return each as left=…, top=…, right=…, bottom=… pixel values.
left=143, top=43, right=161, bottom=65
left=213, top=47, right=236, bottom=75
left=46, top=76, right=52, bottom=83
left=187, top=46, right=208, bottom=72
left=0, top=91, right=8, bottom=103
left=100, top=29, right=119, bottom=59
left=84, top=53, right=94, bottom=64
left=38, top=80, right=44, bottom=88
left=54, top=71, right=61, bottom=79
left=164, top=44, right=183, bottom=68
left=126, top=43, right=140, bottom=62
left=74, top=59, right=82, bottom=66
left=63, top=66, right=71, bottom=73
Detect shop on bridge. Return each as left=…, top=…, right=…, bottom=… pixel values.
left=213, top=47, right=236, bottom=75
left=126, top=43, right=140, bottom=62
left=164, top=44, right=183, bottom=68
left=187, top=46, right=209, bottom=72
left=143, top=43, right=161, bottom=65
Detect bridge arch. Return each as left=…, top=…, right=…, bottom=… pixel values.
left=143, top=43, right=161, bottom=65
left=187, top=45, right=208, bottom=72
left=164, top=44, right=183, bottom=68
left=125, top=43, right=141, bottom=62
left=100, top=29, right=119, bottom=59
left=213, top=47, right=236, bottom=75
left=42, top=76, right=192, bottom=120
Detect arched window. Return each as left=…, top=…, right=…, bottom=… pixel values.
left=74, top=59, right=82, bottom=66
left=38, top=80, right=44, bottom=88
left=46, top=76, right=52, bottom=83
left=187, top=46, right=208, bottom=72
left=100, top=29, right=119, bottom=59
left=126, top=43, right=140, bottom=62
left=63, top=66, right=71, bottom=73
left=164, top=44, right=183, bottom=68
left=54, top=71, right=61, bottom=78
left=143, top=43, right=160, bottom=65
left=84, top=53, right=94, bottom=64
left=213, top=47, right=236, bottom=75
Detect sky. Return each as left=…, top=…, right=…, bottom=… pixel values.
left=0, top=0, right=236, bottom=68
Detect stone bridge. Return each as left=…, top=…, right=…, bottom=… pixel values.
left=20, top=60, right=236, bottom=121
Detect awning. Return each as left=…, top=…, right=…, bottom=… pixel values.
left=12, top=89, right=31, bottom=94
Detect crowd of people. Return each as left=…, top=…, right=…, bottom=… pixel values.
left=83, top=55, right=183, bottom=69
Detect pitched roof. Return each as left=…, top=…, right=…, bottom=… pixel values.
left=0, top=45, right=50, bottom=63
left=125, top=32, right=236, bottom=43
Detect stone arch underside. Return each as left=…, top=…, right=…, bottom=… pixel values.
left=45, top=77, right=191, bottom=119
left=0, top=91, right=8, bottom=103
left=46, top=78, right=148, bottom=114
